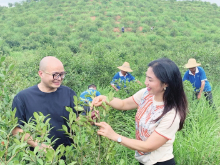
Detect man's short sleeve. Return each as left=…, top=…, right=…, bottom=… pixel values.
left=96, top=91, right=101, bottom=96
left=129, top=74, right=135, bottom=81
left=155, top=110, right=180, bottom=140
left=12, top=95, right=26, bottom=127
left=132, top=88, right=147, bottom=105
left=111, top=72, right=119, bottom=85
left=199, top=68, right=207, bottom=81
left=183, top=71, right=189, bottom=81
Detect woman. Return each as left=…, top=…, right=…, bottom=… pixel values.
left=92, top=58, right=188, bottom=165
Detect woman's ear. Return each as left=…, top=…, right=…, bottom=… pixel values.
left=162, top=83, right=168, bottom=89
left=164, top=83, right=168, bottom=88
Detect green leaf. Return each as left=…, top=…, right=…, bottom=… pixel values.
left=42, top=127, right=46, bottom=134
left=34, top=146, right=39, bottom=155
left=68, top=162, right=77, bottom=165
left=33, top=112, right=39, bottom=120
left=39, top=112, right=44, bottom=116
left=76, top=106, right=84, bottom=111
left=0, top=129, right=7, bottom=135
left=37, top=158, right=44, bottom=165
left=59, top=159, right=65, bottom=165
left=14, top=138, right=21, bottom=145
left=2, top=71, right=6, bottom=76
left=46, top=149, right=54, bottom=162
left=21, top=133, right=26, bottom=143
left=65, top=106, right=72, bottom=112
left=103, top=110, right=106, bottom=117
left=12, top=145, right=21, bottom=155
left=73, top=96, right=78, bottom=103
left=78, top=116, right=87, bottom=122
left=0, top=74, right=4, bottom=79
left=62, top=125, right=68, bottom=132
left=19, top=143, right=27, bottom=149
left=0, top=56, right=5, bottom=62
left=8, top=64, right=14, bottom=72
left=119, top=159, right=125, bottom=165
left=45, top=118, right=51, bottom=125
left=0, top=149, right=6, bottom=157
left=59, top=145, right=65, bottom=155
left=72, top=112, right=76, bottom=121
left=107, top=91, right=114, bottom=103
left=69, top=112, right=76, bottom=124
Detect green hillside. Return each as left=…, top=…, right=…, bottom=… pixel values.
left=0, top=0, right=220, bottom=164
left=1, top=0, right=220, bottom=91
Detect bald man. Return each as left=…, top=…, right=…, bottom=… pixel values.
left=12, top=56, right=77, bottom=151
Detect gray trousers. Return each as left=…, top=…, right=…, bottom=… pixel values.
left=194, top=91, right=215, bottom=108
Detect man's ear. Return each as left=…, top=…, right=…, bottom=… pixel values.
left=38, top=70, right=43, bottom=78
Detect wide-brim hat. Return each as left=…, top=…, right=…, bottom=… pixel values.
left=184, top=58, right=201, bottom=68
left=117, top=62, right=133, bottom=72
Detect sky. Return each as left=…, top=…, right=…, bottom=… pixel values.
left=0, top=0, right=219, bottom=7
left=177, top=0, right=220, bottom=6
left=0, top=0, right=23, bottom=7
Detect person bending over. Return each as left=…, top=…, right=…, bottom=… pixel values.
left=183, top=58, right=214, bottom=107
left=111, top=62, right=141, bottom=91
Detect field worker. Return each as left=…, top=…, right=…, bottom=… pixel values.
left=80, top=84, right=101, bottom=103
left=121, top=26, right=125, bottom=33
left=92, top=58, right=188, bottom=165
left=183, top=58, right=214, bottom=107
left=111, top=62, right=141, bottom=91
left=12, top=56, right=96, bottom=152
left=80, top=84, right=101, bottom=114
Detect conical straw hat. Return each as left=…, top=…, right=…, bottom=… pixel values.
left=184, top=58, right=201, bottom=68
left=117, top=62, right=133, bottom=72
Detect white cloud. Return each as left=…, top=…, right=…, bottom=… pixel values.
left=0, top=0, right=23, bottom=7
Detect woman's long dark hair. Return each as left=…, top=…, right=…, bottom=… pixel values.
left=148, top=58, right=188, bottom=130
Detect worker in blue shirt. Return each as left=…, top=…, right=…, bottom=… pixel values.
left=80, top=84, right=101, bottom=103
left=111, top=62, right=141, bottom=91
left=183, top=58, right=214, bottom=107
left=121, top=27, right=125, bottom=33
left=80, top=84, right=101, bottom=113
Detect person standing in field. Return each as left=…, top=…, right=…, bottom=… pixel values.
left=183, top=58, right=214, bottom=107
left=111, top=62, right=141, bottom=91
left=121, top=26, right=125, bottom=33
left=93, top=58, right=188, bottom=165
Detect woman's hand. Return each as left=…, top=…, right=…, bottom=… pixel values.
left=95, top=122, right=118, bottom=141
left=91, top=95, right=107, bottom=107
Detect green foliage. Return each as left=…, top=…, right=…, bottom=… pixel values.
left=174, top=86, right=220, bottom=165
left=0, top=0, right=220, bottom=164
left=60, top=95, right=118, bottom=164
left=113, top=80, right=144, bottom=99
left=183, top=80, right=194, bottom=103
left=0, top=56, right=14, bottom=112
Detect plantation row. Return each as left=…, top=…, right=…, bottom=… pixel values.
left=0, top=0, right=220, bottom=164
left=1, top=0, right=220, bottom=53
left=1, top=55, right=220, bottom=165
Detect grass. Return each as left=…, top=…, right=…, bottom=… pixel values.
left=174, top=87, right=220, bottom=165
